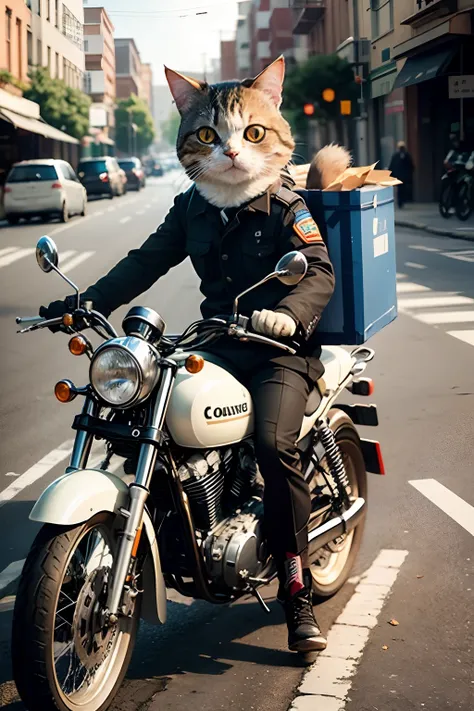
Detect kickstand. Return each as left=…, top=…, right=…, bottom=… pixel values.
left=247, top=581, right=271, bottom=614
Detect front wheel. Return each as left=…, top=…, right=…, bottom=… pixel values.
left=60, top=202, right=69, bottom=223
left=455, top=182, right=473, bottom=221
left=309, top=421, right=367, bottom=601
left=12, top=513, right=140, bottom=711
left=439, top=181, right=454, bottom=218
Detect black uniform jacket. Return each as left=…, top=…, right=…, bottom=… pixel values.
left=83, top=178, right=335, bottom=381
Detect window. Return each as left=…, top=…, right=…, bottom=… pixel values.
left=84, top=39, right=89, bottom=52
left=37, top=38, right=42, bottom=65
left=370, top=0, right=393, bottom=39
left=6, top=9, right=12, bottom=72
left=17, top=19, right=22, bottom=78
left=55, top=0, right=59, bottom=27
left=47, top=45, right=51, bottom=72
left=7, top=165, right=59, bottom=183
left=56, top=52, right=60, bottom=78
left=62, top=5, right=83, bottom=48
left=27, top=30, right=33, bottom=68
left=46, top=0, right=50, bottom=21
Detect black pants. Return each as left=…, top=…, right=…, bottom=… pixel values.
left=207, top=343, right=319, bottom=564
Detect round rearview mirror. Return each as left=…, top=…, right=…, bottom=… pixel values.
left=36, top=236, right=59, bottom=273
left=275, top=251, right=308, bottom=286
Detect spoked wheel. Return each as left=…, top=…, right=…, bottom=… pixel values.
left=308, top=422, right=367, bottom=601
left=439, top=182, right=454, bottom=218
left=12, top=513, right=140, bottom=711
left=455, top=183, right=473, bottom=221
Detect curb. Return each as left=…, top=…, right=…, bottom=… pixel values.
left=395, top=218, right=474, bottom=242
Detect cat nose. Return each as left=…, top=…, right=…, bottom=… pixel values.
left=224, top=149, right=239, bottom=160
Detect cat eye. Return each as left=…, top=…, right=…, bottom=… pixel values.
left=197, top=127, right=218, bottom=145
left=244, top=125, right=266, bottom=143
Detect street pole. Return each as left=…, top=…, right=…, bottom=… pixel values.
left=352, top=0, right=368, bottom=165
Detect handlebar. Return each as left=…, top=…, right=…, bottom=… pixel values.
left=16, top=315, right=46, bottom=326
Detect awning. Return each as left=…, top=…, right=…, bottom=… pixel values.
left=393, top=46, right=456, bottom=90
left=0, top=108, right=79, bottom=144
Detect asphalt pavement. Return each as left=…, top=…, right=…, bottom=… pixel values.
left=0, top=176, right=473, bottom=711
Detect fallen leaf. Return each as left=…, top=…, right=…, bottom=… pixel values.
left=382, top=645, right=389, bottom=650
left=388, top=619, right=399, bottom=626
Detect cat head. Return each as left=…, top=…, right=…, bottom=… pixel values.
left=165, top=57, right=295, bottom=208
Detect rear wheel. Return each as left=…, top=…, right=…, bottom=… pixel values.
left=12, top=513, right=140, bottom=711
left=309, top=420, right=367, bottom=601
left=80, top=198, right=87, bottom=217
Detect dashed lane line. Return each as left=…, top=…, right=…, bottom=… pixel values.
left=0, top=247, right=35, bottom=268
left=61, top=250, right=95, bottom=274
left=396, top=282, right=430, bottom=294
left=447, top=330, right=474, bottom=347
left=409, top=479, right=474, bottom=537
left=290, top=549, right=409, bottom=710
left=398, top=295, right=474, bottom=310
left=416, top=311, right=474, bottom=325
left=120, top=216, right=131, bottom=224
left=404, top=262, right=427, bottom=270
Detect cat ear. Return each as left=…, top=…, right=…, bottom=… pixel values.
left=250, top=56, right=285, bottom=107
left=164, top=66, right=206, bottom=114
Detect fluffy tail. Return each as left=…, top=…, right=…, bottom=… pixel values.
left=306, top=144, right=352, bottom=190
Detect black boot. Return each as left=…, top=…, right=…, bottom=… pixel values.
left=278, top=557, right=327, bottom=653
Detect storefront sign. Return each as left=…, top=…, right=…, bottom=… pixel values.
left=449, top=75, right=474, bottom=99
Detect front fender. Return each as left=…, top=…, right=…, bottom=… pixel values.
left=30, top=468, right=167, bottom=625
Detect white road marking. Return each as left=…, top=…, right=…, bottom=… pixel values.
left=290, top=549, right=408, bottom=710
left=416, top=311, right=474, bottom=325
left=441, top=249, right=474, bottom=263
left=404, top=261, right=427, bottom=269
left=120, top=216, right=131, bottom=224
left=50, top=215, right=91, bottom=235
left=0, top=595, right=15, bottom=612
left=0, top=247, right=18, bottom=258
left=398, top=295, right=474, bottom=310
left=0, top=247, right=35, bottom=269
left=145, top=203, right=151, bottom=209
left=408, top=245, right=440, bottom=253
left=136, top=209, right=145, bottom=215
left=107, top=206, right=115, bottom=212
left=0, top=560, right=25, bottom=593
left=61, top=251, right=95, bottom=274
left=409, top=479, right=474, bottom=537
left=0, top=440, right=73, bottom=508
left=396, top=272, right=407, bottom=279
left=446, top=330, right=474, bottom=347
left=396, top=282, right=430, bottom=294
left=95, top=210, right=104, bottom=216
left=58, top=250, right=76, bottom=266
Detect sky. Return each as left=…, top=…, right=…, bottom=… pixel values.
left=92, top=0, right=239, bottom=85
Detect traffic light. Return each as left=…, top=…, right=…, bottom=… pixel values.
left=322, top=88, right=335, bottom=103
left=340, top=100, right=352, bottom=116
left=303, top=103, right=315, bottom=116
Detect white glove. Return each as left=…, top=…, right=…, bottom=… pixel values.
left=251, top=309, right=297, bottom=339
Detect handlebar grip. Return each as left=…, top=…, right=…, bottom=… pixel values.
left=16, top=316, right=45, bottom=326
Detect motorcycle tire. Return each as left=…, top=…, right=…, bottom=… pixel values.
left=12, top=512, right=140, bottom=711
left=455, top=183, right=473, bottom=221
left=439, top=182, right=454, bottom=218
left=309, top=417, right=367, bottom=602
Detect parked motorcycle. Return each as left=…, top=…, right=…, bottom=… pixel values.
left=455, top=151, right=474, bottom=221
left=439, top=152, right=469, bottom=219
left=12, top=236, right=385, bottom=711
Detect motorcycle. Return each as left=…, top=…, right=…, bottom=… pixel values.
left=12, top=236, right=385, bottom=711
left=455, top=151, right=474, bottom=221
left=439, top=152, right=468, bottom=219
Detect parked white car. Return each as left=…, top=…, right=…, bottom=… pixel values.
left=4, top=159, right=87, bottom=225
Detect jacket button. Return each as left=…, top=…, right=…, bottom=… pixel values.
left=226, top=276, right=232, bottom=283
left=256, top=238, right=261, bottom=244
left=222, top=254, right=228, bottom=261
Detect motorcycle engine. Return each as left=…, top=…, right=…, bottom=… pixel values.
left=176, top=442, right=267, bottom=589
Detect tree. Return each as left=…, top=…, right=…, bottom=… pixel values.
left=161, top=111, right=181, bottom=148
left=24, top=67, right=90, bottom=139
left=115, top=95, right=156, bottom=156
left=284, top=54, right=358, bottom=125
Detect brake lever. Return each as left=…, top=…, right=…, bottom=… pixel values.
left=16, top=316, right=64, bottom=334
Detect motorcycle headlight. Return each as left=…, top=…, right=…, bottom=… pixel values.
left=90, top=337, right=160, bottom=408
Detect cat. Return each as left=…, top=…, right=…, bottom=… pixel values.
left=164, top=56, right=351, bottom=205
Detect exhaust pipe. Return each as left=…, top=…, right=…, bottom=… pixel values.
left=308, top=497, right=366, bottom=554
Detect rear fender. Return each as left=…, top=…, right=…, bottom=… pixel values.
left=30, top=468, right=167, bottom=625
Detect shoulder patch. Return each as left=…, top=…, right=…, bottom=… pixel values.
left=293, top=208, right=323, bottom=243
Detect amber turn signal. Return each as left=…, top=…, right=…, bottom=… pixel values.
left=62, top=313, right=74, bottom=327
left=185, top=354, right=205, bottom=374
left=69, top=335, right=88, bottom=356
left=54, top=380, right=77, bottom=403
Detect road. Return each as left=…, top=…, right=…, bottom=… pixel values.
left=0, top=177, right=473, bottom=711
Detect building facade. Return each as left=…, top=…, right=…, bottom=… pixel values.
left=291, top=0, right=350, bottom=55
left=29, top=0, right=84, bottom=88
left=236, top=0, right=251, bottom=78
left=114, top=37, right=141, bottom=99
left=139, top=62, right=153, bottom=112
left=220, top=39, right=237, bottom=80
left=1, top=0, right=32, bottom=93
left=83, top=5, right=115, bottom=145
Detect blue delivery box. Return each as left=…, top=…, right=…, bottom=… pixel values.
left=297, top=185, right=398, bottom=345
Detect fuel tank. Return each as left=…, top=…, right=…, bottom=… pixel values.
left=166, top=355, right=254, bottom=448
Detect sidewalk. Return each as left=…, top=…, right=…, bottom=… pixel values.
left=395, top=202, right=474, bottom=241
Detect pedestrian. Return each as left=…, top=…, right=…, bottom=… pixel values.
left=389, top=140, right=414, bottom=208
left=40, top=57, right=336, bottom=654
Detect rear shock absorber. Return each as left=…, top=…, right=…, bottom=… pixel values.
left=317, top=425, right=350, bottom=498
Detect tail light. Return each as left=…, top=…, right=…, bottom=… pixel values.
left=51, top=182, right=62, bottom=189
left=4, top=186, right=12, bottom=193
left=99, top=172, right=109, bottom=182
left=132, top=168, right=140, bottom=176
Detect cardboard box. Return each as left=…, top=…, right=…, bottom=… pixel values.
left=297, top=185, right=398, bottom=345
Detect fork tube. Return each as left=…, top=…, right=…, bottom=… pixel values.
left=107, top=365, right=175, bottom=616
left=68, top=397, right=98, bottom=471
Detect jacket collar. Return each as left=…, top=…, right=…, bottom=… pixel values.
left=187, top=177, right=287, bottom=219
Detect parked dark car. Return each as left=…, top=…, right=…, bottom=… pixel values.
left=77, top=157, right=125, bottom=198
left=151, top=160, right=164, bottom=177
left=117, top=157, right=146, bottom=191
